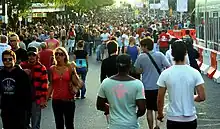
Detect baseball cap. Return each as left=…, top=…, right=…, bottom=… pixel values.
left=116, top=54, right=132, bottom=67
left=27, top=47, right=38, bottom=55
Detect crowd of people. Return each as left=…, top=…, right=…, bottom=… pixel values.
left=96, top=23, right=205, bottom=129
left=0, top=21, right=205, bottom=129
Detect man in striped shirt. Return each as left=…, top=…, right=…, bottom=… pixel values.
left=20, top=47, right=48, bottom=129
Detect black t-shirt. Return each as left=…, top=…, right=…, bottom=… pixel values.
left=15, top=48, right=28, bottom=64
left=74, top=50, right=88, bottom=59
left=100, top=55, right=118, bottom=82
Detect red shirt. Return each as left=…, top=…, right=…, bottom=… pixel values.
left=68, top=31, right=75, bottom=39
left=159, top=33, right=170, bottom=48
left=20, top=62, right=48, bottom=104
left=39, top=49, right=53, bottom=70
left=50, top=66, right=74, bottom=100
left=137, top=28, right=145, bottom=37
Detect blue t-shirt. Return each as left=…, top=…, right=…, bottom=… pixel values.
left=98, top=78, right=145, bottom=129
left=134, top=51, right=171, bottom=90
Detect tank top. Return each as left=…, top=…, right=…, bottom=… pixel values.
left=127, top=45, right=138, bottom=64
left=51, top=66, right=74, bottom=100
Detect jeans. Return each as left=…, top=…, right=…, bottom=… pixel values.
left=26, top=102, right=42, bottom=129
left=96, top=45, right=101, bottom=61
left=52, top=99, right=75, bottom=129
left=1, top=109, right=26, bottom=129
left=76, top=67, right=87, bottom=98
left=167, top=119, right=197, bottom=129
left=68, top=39, right=75, bottom=53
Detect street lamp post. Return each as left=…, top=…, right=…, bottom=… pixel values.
left=204, top=0, right=207, bottom=48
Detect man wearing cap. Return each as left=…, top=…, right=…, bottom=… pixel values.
left=20, top=47, right=48, bottom=129
left=97, top=54, right=146, bottom=129
left=158, top=30, right=170, bottom=54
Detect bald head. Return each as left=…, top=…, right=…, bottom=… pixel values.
left=0, top=35, right=8, bottom=43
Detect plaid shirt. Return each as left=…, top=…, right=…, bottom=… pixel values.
left=20, top=61, right=48, bottom=105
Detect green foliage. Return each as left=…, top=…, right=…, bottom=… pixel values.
left=44, top=0, right=78, bottom=6
left=44, top=0, right=114, bottom=10
left=8, top=0, right=32, bottom=12
left=7, top=0, right=33, bottom=28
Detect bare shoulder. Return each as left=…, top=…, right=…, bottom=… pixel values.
left=68, top=62, right=76, bottom=69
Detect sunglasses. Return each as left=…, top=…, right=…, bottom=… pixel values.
left=55, top=52, right=65, bottom=57
left=28, top=53, right=37, bottom=57
left=10, top=40, right=17, bottom=42
left=3, top=58, right=13, bottom=62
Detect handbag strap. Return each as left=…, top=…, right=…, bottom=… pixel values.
left=146, top=53, right=161, bottom=75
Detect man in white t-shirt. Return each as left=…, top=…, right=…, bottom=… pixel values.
left=0, top=35, right=11, bottom=69
left=100, top=28, right=110, bottom=60
left=28, top=35, right=42, bottom=50
left=157, top=41, right=206, bottom=129
left=122, top=30, right=129, bottom=53
left=166, top=39, right=190, bottom=65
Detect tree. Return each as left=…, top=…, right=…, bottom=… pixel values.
left=45, top=0, right=114, bottom=23
left=7, top=0, right=32, bottom=29
left=44, top=0, right=114, bottom=8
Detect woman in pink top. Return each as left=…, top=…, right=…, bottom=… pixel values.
left=47, top=47, right=76, bottom=129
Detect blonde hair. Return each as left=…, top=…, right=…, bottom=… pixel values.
left=54, top=47, right=69, bottom=65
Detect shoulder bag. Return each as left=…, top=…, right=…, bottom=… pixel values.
left=146, top=53, right=161, bottom=75
left=68, top=64, right=84, bottom=95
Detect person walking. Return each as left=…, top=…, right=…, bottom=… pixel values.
left=47, top=47, right=77, bottom=129
left=0, top=50, right=32, bottom=129
left=157, top=41, right=206, bottom=129
left=73, top=40, right=88, bottom=99
left=20, top=47, right=48, bottom=129
left=124, top=36, right=140, bottom=79
left=97, top=54, right=146, bottom=129
left=135, top=37, right=170, bottom=129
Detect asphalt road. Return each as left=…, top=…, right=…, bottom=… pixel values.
left=0, top=55, right=219, bottom=129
